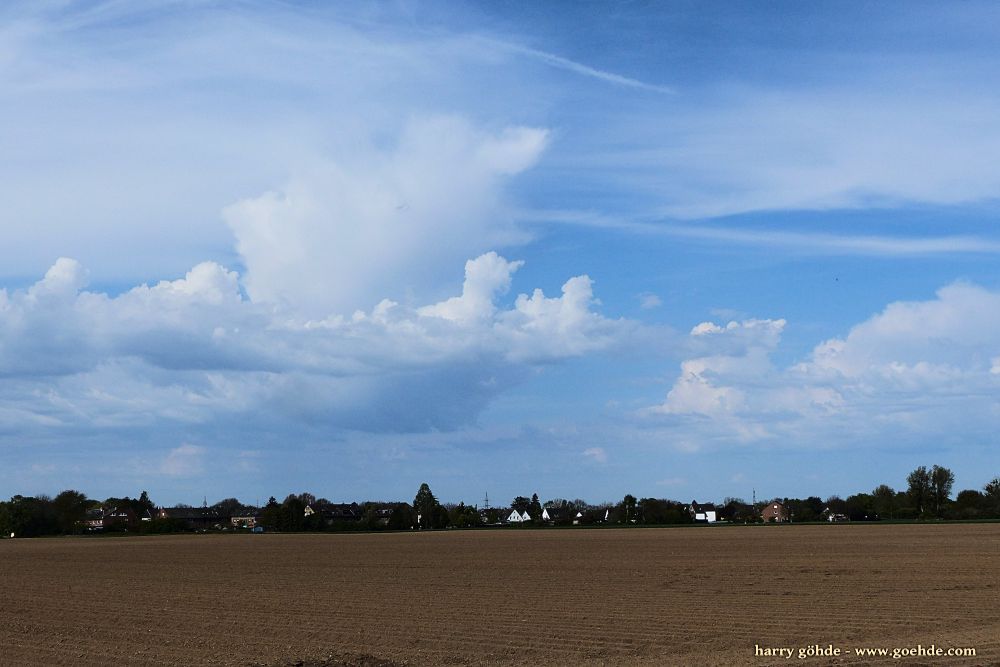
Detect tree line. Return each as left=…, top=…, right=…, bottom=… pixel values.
left=0, top=490, right=161, bottom=538
left=763, top=465, right=1000, bottom=523
left=3, top=465, right=1000, bottom=537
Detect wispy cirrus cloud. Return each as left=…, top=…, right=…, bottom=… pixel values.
left=522, top=209, right=1000, bottom=257
left=649, top=225, right=1000, bottom=257
left=480, top=38, right=675, bottom=94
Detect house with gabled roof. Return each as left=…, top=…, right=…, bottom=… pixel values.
left=761, top=502, right=789, bottom=523
left=688, top=500, right=718, bottom=523
left=103, top=506, right=138, bottom=529
left=541, top=506, right=580, bottom=524
left=507, top=509, right=531, bottom=523
left=231, top=510, right=260, bottom=529
left=82, top=508, right=105, bottom=531
left=80, top=506, right=139, bottom=531
left=304, top=502, right=362, bottom=523
left=540, top=506, right=563, bottom=523
left=158, top=506, right=225, bottom=530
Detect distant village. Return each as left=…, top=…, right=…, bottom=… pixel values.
left=4, top=464, right=1000, bottom=537
left=22, top=494, right=829, bottom=535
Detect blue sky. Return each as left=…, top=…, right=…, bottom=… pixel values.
left=3, top=1, right=1000, bottom=506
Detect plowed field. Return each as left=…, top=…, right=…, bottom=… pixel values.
left=1, top=524, right=998, bottom=666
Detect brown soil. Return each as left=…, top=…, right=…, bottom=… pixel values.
left=1, top=525, right=998, bottom=666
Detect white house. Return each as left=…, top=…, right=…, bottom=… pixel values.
left=689, top=500, right=718, bottom=523
left=542, top=506, right=583, bottom=523
left=507, top=509, right=531, bottom=523
left=541, top=507, right=568, bottom=522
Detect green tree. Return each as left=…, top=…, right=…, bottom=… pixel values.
left=872, top=484, right=896, bottom=520
left=890, top=490, right=915, bottom=519
left=783, top=497, right=820, bottom=522
left=528, top=493, right=542, bottom=521
left=907, top=466, right=932, bottom=516
left=639, top=498, right=691, bottom=524
left=621, top=494, right=637, bottom=524
left=212, top=497, right=245, bottom=518
left=303, top=509, right=327, bottom=531
left=985, top=477, right=1000, bottom=517
left=721, top=497, right=756, bottom=523
left=845, top=493, right=876, bottom=521
left=954, top=489, right=985, bottom=519
left=1, top=496, right=58, bottom=537
left=279, top=494, right=305, bottom=531
left=137, top=491, right=155, bottom=515
left=930, top=465, right=955, bottom=517
left=824, top=495, right=847, bottom=515
left=388, top=504, right=414, bottom=530
left=802, top=497, right=823, bottom=521
left=414, top=483, right=441, bottom=529
left=51, top=490, right=91, bottom=533
left=448, top=502, right=479, bottom=528
left=259, top=496, right=281, bottom=530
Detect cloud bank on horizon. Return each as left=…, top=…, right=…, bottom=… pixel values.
left=646, top=284, right=1000, bottom=449
left=0, top=251, right=625, bottom=430
left=2, top=1, right=1000, bottom=503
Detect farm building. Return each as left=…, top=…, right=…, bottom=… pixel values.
left=79, top=506, right=140, bottom=531
left=81, top=508, right=105, bottom=531
left=823, top=508, right=849, bottom=522
left=231, top=511, right=260, bottom=529
left=688, top=501, right=718, bottom=523
left=540, top=506, right=593, bottom=525
left=304, top=502, right=362, bottom=523
left=103, top=507, right=138, bottom=529
left=761, top=502, right=789, bottom=523
left=158, top=506, right=226, bottom=530
left=541, top=507, right=569, bottom=523
left=363, top=503, right=410, bottom=527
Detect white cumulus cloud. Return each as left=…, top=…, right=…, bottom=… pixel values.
left=223, top=116, right=548, bottom=317
left=642, top=285, right=1000, bottom=449
left=0, top=252, right=629, bottom=439
left=418, top=252, right=523, bottom=324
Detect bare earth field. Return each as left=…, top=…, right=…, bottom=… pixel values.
left=1, top=525, right=999, bottom=667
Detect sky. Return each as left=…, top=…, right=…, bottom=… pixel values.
left=3, top=0, right=1000, bottom=507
